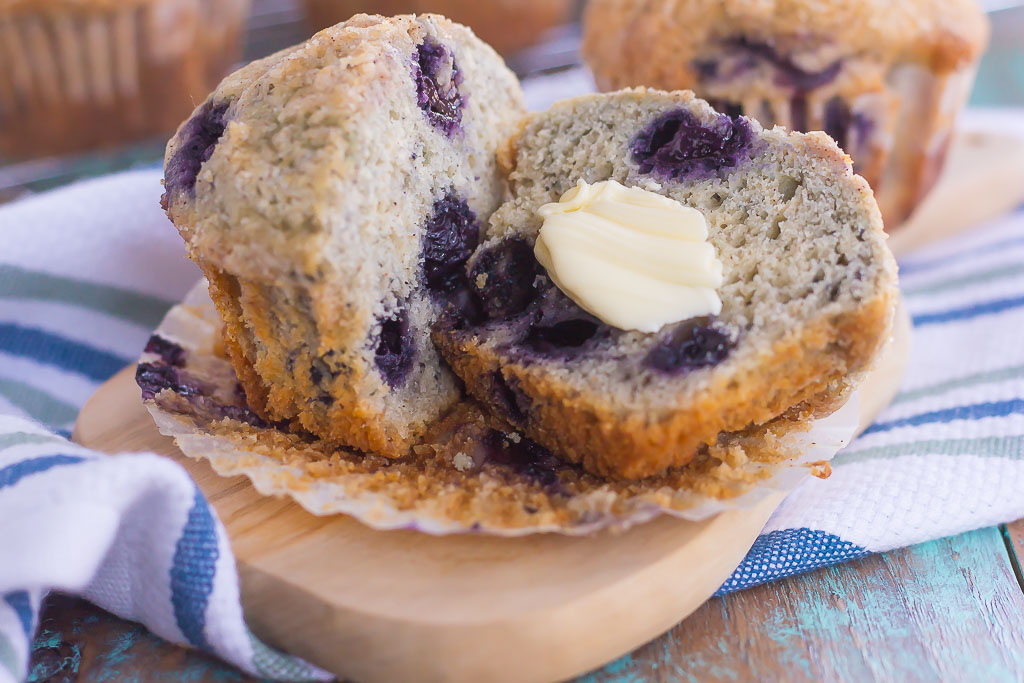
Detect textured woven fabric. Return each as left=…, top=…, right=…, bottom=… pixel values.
left=1, top=115, right=1023, bottom=678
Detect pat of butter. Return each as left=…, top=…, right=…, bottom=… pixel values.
left=534, top=179, right=723, bottom=333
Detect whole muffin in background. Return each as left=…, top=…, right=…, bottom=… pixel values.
left=161, top=14, right=525, bottom=457
left=582, top=0, right=989, bottom=228
left=0, top=0, right=249, bottom=159
left=303, top=0, right=574, bottom=55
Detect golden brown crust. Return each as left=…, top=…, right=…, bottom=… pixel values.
left=437, top=290, right=895, bottom=480
left=144, top=285, right=853, bottom=532
left=583, top=0, right=989, bottom=83
left=204, top=263, right=426, bottom=458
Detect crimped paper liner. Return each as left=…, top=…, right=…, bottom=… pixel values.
left=707, top=62, right=978, bottom=226
left=142, top=280, right=859, bottom=536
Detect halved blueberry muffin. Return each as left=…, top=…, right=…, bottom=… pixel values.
left=433, top=89, right=898, bottom=479
left=161, top=14, right=525, bottom=456
left=582, top=0, right=989, bottom=227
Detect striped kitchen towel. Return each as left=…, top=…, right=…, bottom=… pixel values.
left=1, top=163, right=1024, bottom=680
left=0, top=172, right=332, bottom=682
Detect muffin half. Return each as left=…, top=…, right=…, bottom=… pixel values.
left=161, top=14, right=525, bottom=456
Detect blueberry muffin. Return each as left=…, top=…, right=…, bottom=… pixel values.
left=161, top=14, right=525, bottom=457
left=302, top=0, right=575, bottom=56
left=0, top=0, right=249, bottom=158
left=433, top=89, right=898, bottom=479
left=582, top=0, right=989, bottom=227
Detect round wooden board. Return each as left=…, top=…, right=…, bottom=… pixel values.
left=888, top=130, right=1024, bottom=257
left=72, top=304, right=910, bottom=683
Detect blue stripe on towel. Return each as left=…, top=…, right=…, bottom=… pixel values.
left=0, top=323, right=128, bottom=381
left=2, top=592, right=32, bottom=637
left=863, top=398, right=1024, bottom=436
left=170, top=487, right=219, bottom=651
left=716, top=528, right=869, bottom=595
left=912, top=295, right=1024, bottom=327
left=0, top=454, right=85, bottom=489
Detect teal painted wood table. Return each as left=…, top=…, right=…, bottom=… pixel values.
left=27, top=518, right=1024, bottom=682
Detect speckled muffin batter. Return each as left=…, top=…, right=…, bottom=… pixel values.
left=433, top=89, right=898, bottom=479
left=582, top=0, right=989, bottom=227
left=161, top=14, right=525, bottom=457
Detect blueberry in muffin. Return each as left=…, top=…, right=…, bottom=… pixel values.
left=433, top=89, right=898, bottom=479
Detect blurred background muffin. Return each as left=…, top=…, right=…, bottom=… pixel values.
left=302, top=0, right=575, bottom=55
left=0, top=0, right=250, bottom=159
left=581, top=0, right=990, bottom=228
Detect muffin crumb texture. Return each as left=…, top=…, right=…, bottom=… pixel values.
left=138, top=325, right=829, bottom=534
left=433, top=89, right=897, bottom=479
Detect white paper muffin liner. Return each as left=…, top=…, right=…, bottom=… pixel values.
left=140, top=280, right=859, bottom=536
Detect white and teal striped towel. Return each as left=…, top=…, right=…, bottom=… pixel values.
left=2, top=148, right=1024, bottom=678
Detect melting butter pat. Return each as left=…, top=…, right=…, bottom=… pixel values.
left=534, top=179, right=723, bottom=333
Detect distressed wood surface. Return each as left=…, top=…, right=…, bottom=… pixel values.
left=584, top=526, right=1024, bottom=683
left=1006, top=519, right=1024, bottom=590
left=30, top=525, right=1024, bottom=682
left=28, top=594, right=250, bottom=682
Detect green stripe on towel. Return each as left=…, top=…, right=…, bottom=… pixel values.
left=835, top=435, right=1024, bottom=466
left=902, top=263, right=1024, bottom=298
left=0, top=378, right=78, bottom=427
left=892, top=365, right=1024, bottom=405
left=0, top=431, right=66, bottom=450
left=0, top=265, right=173, bottom=328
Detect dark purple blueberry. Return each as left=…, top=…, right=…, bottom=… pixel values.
left=211, top=402, right=270, bottom=428
left=144, top=334, right=186, bottom=367
left=422, top=193, right=479, bottom=293
left=481, top=430, right=569, bottom=495
left=631, top=108, right=753, bottom=181
left=373, top=309, right=416, bottom=388
left=852, top=111, right=873, bottom=148
left=693, top=59, right=719, bottom=79
left=432, top=279, right=487, bottom=331
left=823, top=97, right=852, bottom=150
left=487, top=371, right=529, bottom=426
left=162, top=100, right=229, bottom=205
left=135, top=362, right=202, bottom=400
left=523, top=319, right=600, bottom=354
left=413, top=39, right=463, bottom=136
left=730, top=37, right=841, bottom=92
left=471, top=238, right=538, bottom=320
left=707, top=99, right=744, bottom=120
left=644, top=321, right=735, bottom=375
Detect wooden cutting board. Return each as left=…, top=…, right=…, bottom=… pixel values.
left=72, top=301, right=910, bottom=683
left=70, top=126, right=1024, bottom=682
left=888, top=129, right=1024, bottom=256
